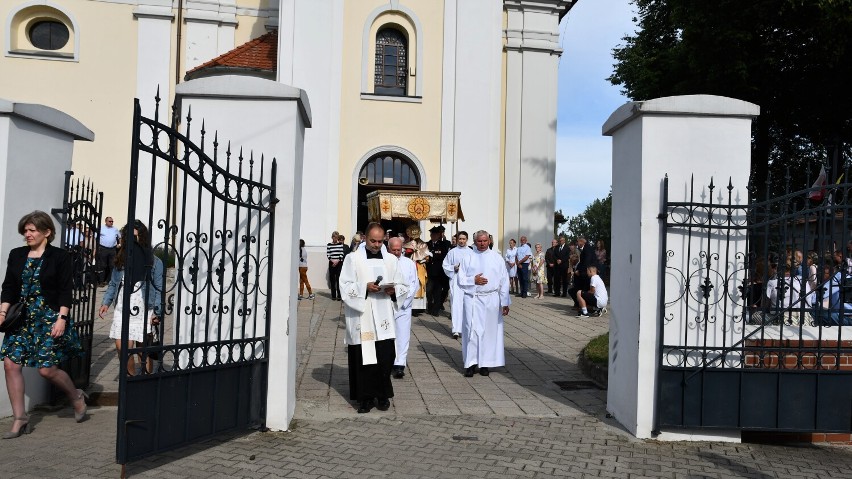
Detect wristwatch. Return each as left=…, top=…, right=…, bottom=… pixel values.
left=58, top=314, right=68, bottom=321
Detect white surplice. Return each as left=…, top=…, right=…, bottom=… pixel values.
left=458, top=248, right=511, bottom=368
left=443, top=245, right=474, bottom=335
left=393, top=255, right=419, bottom=367
left=339, top=245, right=408, bottom=364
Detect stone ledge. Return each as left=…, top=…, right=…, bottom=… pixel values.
left=578, top=351, right=608, bottom=389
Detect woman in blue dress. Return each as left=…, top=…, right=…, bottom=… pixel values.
left=0, top=211, right=87, bottom=439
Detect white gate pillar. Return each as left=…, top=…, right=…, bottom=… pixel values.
left=176, top=76, right=311, bottom=431
left=0, top=99, right=93, bottom=417
left=602, top=95, right=758, bottom=440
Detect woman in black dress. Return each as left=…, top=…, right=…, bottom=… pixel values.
left=0, top=211, right=87, bottom=439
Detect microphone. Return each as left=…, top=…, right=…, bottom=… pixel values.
left=374, top=275, right=383, bottom=286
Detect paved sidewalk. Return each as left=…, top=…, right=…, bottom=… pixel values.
left=3, top=291, right=852, bottom=478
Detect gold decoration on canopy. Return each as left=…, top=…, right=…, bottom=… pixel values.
left=407, top=197, right=431, bottom=220
left=366, top=190, right=465, bottom=223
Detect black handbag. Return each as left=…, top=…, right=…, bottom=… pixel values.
left=0, top=258, right=41, bottom=333
left=0, top=301, right=26, bottom=333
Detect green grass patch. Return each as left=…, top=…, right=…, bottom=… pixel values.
left=583, top=332, right=609, bottom=365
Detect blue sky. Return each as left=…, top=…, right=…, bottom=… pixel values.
left=555, top=0, right=637, bottom=220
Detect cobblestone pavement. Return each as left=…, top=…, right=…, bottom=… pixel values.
left=3, top=291, right=852, bottom=478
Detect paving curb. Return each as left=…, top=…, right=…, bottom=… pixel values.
left=578, top=350, right=608, bottom=389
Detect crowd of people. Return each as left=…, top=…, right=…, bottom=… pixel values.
left=312, top=224, right=609, bottom=413
left=747, top=241, right=852, bottom=326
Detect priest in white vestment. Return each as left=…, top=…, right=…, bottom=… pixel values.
left=339, top=224, right=409, bottom=413
left=442, top=231, right=474, bottom=339
left=388, top=237, right=419, bottom=379
left=457, top=230, right=511, bottom=377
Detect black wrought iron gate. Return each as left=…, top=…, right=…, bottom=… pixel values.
left=117, top=97, right=277, bottom=463
left=53, top=171, right=103, bottom=389
left=656, top=174, right=852, bottom=434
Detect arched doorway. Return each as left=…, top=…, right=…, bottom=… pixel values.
left=356, top=151, right=421, bottom=235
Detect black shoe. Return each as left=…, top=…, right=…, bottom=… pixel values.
left=452, top=332, right=460, bottom=340
left=464, top=365, right=478, bottom=377
left=376, top=398, right=391, bottom=411
left=357, top=400, right=373, bottom=413
left=479, top=367, right=490, bottom=376
left=392, top=367, right=405, bottom=379
left=560, top=294, right=567, bottom=297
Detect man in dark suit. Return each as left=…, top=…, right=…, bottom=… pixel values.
left=426, top=225, right=451, bottom=315
left=553, top=236, right=571, bottom=297
left=544, top=239, right=557, bottom=294
left=569, top=236, right=597, bottom=307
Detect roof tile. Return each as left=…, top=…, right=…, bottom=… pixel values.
left=187, top=30, right=278, bottom=75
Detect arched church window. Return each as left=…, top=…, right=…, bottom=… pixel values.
left=6, top=4, right=78, bottom=61
left=374, top=27, right=408, bottom=96
left=359, top=153, right=419, bottom=187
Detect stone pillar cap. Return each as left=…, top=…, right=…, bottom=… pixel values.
left=0, top=98, right=94, bottom=141
left=602, top=94, right=759, bottom=136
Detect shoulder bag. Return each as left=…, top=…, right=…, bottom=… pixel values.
left=0, top=259, right=41, bottom=333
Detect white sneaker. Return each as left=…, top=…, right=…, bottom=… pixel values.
left=308, top=293, right=316, bottom=299
left=576, top=311, right=589, bottom=318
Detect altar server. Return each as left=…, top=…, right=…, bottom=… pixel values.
left=442, top=230, right=473, bottom=339
left=457, top=230, right=511, bottom=377
left=388, top=237, right=419, bottom=379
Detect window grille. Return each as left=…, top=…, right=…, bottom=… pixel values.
left=359, top=154, right=419, bottom=186
left=374, top=28, right=408, bottom=96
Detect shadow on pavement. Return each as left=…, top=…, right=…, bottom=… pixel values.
left=312, top=363, right=350, bottom=403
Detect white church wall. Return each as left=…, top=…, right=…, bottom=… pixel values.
left=448, top=0, right=503, bottom=243
left=0, top=99, right=93, bottom=418
left=603, top=95, right=759, bottom=441
left=279, top=0, right=344, bottom=289
left=133, top=4, right=174, bottom=228
left=503, top=2, right=564, bottom=250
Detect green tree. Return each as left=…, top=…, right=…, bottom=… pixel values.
left=564, top=192, right=612, bottom=247
left=610, top=0, right=852, bottom=197
left=554, top=209, right=568, bottom=238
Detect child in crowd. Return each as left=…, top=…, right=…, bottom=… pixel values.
left=576, top=265, right=608, bottom=318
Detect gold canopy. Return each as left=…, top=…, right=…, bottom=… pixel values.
left=366, top=190, right=465, bottom=223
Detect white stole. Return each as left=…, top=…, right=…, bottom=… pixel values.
left=341, top=246, right=400, bottom=365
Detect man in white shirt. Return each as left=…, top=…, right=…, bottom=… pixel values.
left=339, top=223, right=409, bottom=413
left=576, top=266, right=608, bottom=318
left=458, top=230, right=511, bottom=377
left=96, top=216, right=121, bottom=286
left=515, top=236, right=532, bottom=298
left=388, top=237, right=419, bottom=379
left=442, top=231, right=473, bottom=339
left=65, top=222, right=84, bottom=247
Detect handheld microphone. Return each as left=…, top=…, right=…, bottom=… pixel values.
left=374, top=275, right=383, bottom=286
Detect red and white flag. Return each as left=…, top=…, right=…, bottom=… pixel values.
left=808, top=166, right=827, bottom=201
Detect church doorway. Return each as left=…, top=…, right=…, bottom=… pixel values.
left=356, top=151, right=421, bottom=235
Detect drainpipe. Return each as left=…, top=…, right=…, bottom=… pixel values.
left=175, top=0, right=184, bottom=86
left=172, top=0, right=185, bottom=245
